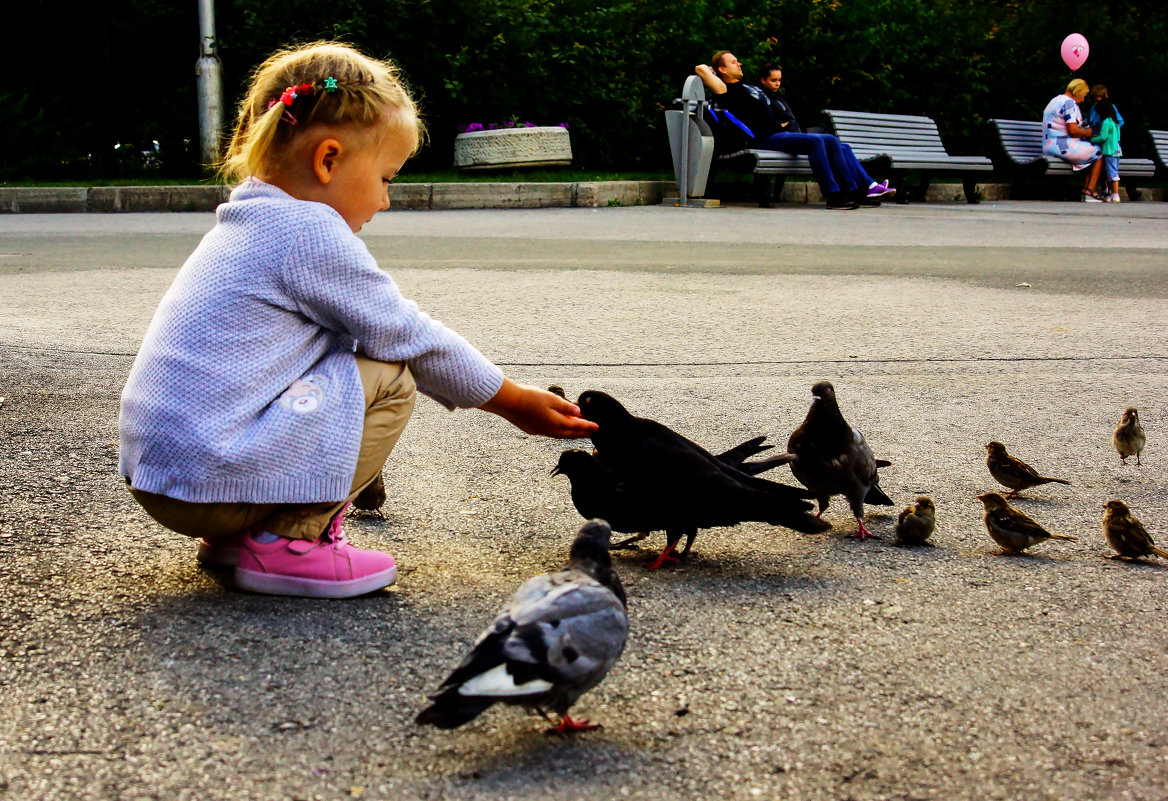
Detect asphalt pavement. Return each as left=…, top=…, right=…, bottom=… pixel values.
left=1, top=200, right=1167, bottom=800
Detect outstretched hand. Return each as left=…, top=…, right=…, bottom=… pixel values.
left=480, top=378, right=598, bottom=439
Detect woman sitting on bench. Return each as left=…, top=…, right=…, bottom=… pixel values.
left=1042, top=78, right=1105, bottom=202
left=695, top=51, right=894, bottom=210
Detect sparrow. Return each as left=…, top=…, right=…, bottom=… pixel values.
left=416, top=521, right=627, bottom=733
left=984, top=441, right=1070, bottom=497
left=1101, top=500, right=1167, bottom=560
left=977, top=492, right=1077, bottom=554
left=570, top=390, right=827, bottom=570
left=1113, top=408, right=1146, bottom=466
left=547, top=385, right=568, bottom=399
left=349, top=472, right=387, bottom=518
left=894, top=496, right=936, bottom=546
left=786, top=381, right=894, bottom=540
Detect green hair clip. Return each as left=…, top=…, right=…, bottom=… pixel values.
left=323, top=76, right=338, bottom=93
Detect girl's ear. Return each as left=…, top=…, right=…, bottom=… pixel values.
left=312, top=138, right=343, bottom=185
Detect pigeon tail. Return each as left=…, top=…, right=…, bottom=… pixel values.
left=736, top=451, right=797, bottom=476
left=864, top=483, right=894, bottom=506
left=715, top=436, right=774, bottom=465
left=416, top=689, right=495, bottom=729
left=765, top=506, right=833, bottom=534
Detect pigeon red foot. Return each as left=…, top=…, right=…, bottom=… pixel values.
left=847, top=520, right=879, bottom=540
left=643, top=542, right=680, bottom=570
left=549, top=715, right=600, bottom=734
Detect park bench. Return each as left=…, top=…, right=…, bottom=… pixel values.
left=991, top=118, right=1155, bottom=199
left=703, top=100, right=813, bottom=208
left=823, top=109, right=993, bottom=204
left=1149, top=129, right=1168, bottom=175
left=665, top=76, right=813, bottom=207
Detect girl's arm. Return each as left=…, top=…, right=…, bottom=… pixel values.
left=479, top=378, right=597, bottom=439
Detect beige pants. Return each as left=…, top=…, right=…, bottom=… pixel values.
left=130, top=356, right=416, bottom=541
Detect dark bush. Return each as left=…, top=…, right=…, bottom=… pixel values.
left=3, top=0, right=1166, bottom=180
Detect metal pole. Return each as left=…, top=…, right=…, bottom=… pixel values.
left=196, top=0, right=224, bottom=170
left=678, top=99, right=690, bottom=207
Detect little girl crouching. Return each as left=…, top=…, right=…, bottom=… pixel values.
left=119, top=41, right=595, bottom=599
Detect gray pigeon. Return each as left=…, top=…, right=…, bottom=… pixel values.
left=416, top=521, right=627, bottom=733
left=786, top=381, right=894, bottom=540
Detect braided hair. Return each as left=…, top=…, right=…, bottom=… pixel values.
left=220, top=41, right=425, bottom=182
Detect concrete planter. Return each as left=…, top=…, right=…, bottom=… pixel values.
left=453, top=126, right=572, bottom=170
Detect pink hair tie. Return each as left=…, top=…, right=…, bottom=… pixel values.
left=269, top=83, right=317, bottom=125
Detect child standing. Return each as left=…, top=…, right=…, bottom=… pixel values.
left=1086, top=85, right=1125, bottom=142
left=119, top=42, right=596, bottom=599
left=1090, top=98, right=1122, bottom=202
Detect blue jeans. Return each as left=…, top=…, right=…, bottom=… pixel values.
left=1102, top=155, right=1119, bottom=182
left=757, top=132, right=874, bottom=195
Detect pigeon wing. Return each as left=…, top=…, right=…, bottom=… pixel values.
left=504, top=572, right=628, bottom=688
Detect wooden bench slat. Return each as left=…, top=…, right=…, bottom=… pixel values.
left=1149, top=130, right=1168, bottom=170
left=824, top=109, right=993, bottom=172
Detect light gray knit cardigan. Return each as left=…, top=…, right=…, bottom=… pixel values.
left=119, top=180, right=503, bottom=504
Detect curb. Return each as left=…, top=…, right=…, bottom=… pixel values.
left=0, top=182, right=675, bottom=214
left=0, top=182, right=1162, bottom=213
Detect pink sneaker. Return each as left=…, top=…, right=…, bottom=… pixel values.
left=196, top=531, right=246, bottom=567
left=234, top=511, right=396, bottom=599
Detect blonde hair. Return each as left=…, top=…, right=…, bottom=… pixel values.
left=219, top=41, right=425, bottom=182
left=1065, top=78, right=1089, bottom=100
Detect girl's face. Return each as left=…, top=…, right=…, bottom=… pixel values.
left=321, top=126, right=413, bottom=233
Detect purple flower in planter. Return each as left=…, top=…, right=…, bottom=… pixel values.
left=459, top=120, right=571, bottom=133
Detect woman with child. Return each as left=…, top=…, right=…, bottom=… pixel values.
left=1042, top=78, right=1105, bottom=202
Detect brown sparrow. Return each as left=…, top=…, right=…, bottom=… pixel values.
left=977, top=492, right=1077, bottom=554
left=894, top=496, right=936, bottom=546
left=1113, top=408, right=1146, bottom=466
left=985, top=441, right=1070, bottom=497
left=350, top=472, right=387, bottom=518
left=1101, top=500, right=1167, bottom=560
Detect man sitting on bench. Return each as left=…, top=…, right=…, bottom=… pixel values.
left=696, top=51, right=894, bottom=210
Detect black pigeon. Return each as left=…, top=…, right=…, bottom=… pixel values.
left=786, top=381, right=894, bottom=540
left=591, top=435, right=793, bottom=553
left=566, top=390, right=828, bottom=569
left=416, top=521, right=627, bottom=733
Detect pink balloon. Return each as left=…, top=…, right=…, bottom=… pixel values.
left=1061, top=33, right=1089, bottom=71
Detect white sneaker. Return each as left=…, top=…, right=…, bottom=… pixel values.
left=1107, top=194, right=1121, bottom=203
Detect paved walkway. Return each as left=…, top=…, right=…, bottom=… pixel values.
left=2, top=201, right=1167, bottom=800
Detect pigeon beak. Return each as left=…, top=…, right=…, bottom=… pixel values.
left=550, top=465, right=562, bottom=477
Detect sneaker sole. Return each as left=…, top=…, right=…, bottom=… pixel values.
left=196, top=542, right=240, bottom=567
left=233, top=564, right=397, bottom=599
